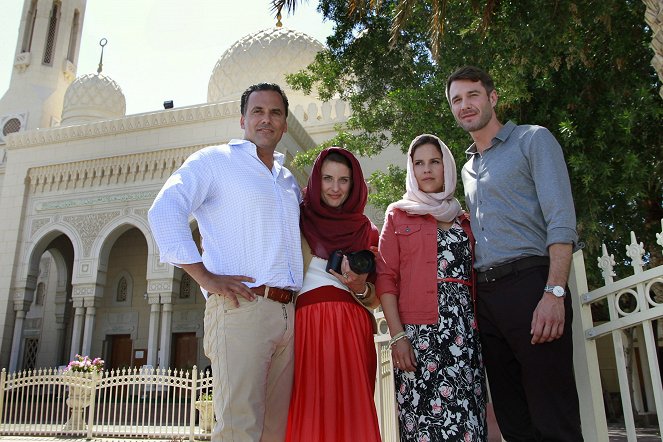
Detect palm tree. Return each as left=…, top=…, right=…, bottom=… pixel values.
left=270, top=0, right=497, bottom=60
left=273, top=0, right=663, bottom=90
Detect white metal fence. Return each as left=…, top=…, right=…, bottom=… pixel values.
left=0, top=366, right=213, bottom=440
left=570, top=220, right=663, bottom=441
left=5, top=216, right=662, bottom=442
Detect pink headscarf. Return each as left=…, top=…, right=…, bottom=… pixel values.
left=388, top=134, right=463, bottom=222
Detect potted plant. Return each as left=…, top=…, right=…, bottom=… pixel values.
left=195, top=392, right=215, bottom=433
left=63, top=354, right=104, bottom=431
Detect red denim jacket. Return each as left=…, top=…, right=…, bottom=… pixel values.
left=376, top=208, right=475, bottom=325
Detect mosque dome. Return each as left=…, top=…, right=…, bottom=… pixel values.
left=61, top=73, right=126, bottom=125
left=207, top=27, right=324, bottom=104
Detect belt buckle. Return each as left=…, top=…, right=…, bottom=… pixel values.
left=485, top=267, right=497, bottom=283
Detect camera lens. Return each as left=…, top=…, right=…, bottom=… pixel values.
left=348, top=250, right=375, bottom=274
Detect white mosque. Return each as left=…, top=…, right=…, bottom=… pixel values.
left=0, top=0, right=401, bottom=373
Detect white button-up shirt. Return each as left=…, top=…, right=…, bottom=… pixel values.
left=148, top=139, right=303, bottom=296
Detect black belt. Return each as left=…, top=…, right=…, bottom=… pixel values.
left=476, top=256, right=549, bottom=284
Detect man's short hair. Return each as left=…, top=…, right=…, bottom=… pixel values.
left=445, top=66, right=495, bottom=102
left=240, top=83, right=290, bottom=117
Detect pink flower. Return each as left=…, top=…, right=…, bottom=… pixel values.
left=464, top=432, right=472, bottom=442
left=455, top=335, right=464, bottom=346
left=430, top=399, right=442, bottom=414
left=440, top=385, right=453, bottom=398
left=426, top=362, right=437, bottom=372
left=418, top=340, right=430, bottom=350
left=65, top=354, right=104, bottom=373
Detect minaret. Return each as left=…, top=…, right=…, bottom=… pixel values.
left=0, top=0, right=87, bottom=143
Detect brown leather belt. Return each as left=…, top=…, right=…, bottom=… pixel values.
left=250, top=285, right=294, bottom=304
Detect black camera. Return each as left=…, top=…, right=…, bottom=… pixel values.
left=326, top=249, right=376, bottom=275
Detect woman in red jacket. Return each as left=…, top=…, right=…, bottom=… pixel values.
left=376, top=134, right=486, bottom=441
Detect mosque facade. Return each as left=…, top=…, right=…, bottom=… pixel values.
left=0, top=0, right=400, bottom=373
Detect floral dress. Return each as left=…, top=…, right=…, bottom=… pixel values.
left=396, top=222, right=487, bottom=442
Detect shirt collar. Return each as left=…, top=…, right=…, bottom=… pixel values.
left=228, top=138, right=285, bottom=166
left=465, top=120, right=517, bottom=156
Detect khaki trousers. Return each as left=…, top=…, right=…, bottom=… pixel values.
left=203, top=294, right=295, bottom=442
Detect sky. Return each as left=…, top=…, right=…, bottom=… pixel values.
left=0, top=0, right=335, bottom=115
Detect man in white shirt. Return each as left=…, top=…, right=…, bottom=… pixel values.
left=148, top=83, right=303, bottom=442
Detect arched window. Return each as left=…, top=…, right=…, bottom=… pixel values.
left=180, top=273, right=192, bottom=299
left=3, top=118, right=22, bottom=137
left=113, top=271, right=133, bottom=305
left=21, top=0, right=38, bottom=53
left=117, top=277, right=128, bottom=302
left=66, top=10, right=80, bottom=63
left=43, top=1, right=61, bottom=65
left=35, top=282, right=46, bottom=305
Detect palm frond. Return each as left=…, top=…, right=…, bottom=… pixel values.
left=389, top=0, right=418, bottom=48
left=429, top=0, right=447, bottom=60
left=270, top=0, right=300, bottom=16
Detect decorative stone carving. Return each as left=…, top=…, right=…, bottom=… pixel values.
left=30, top=217, right=51, bottom=236
left=24, top=318, right=42, bottom=331
left=28, top=145, right=200, bottom=194
left=72, top=285, right=95, bottom=297
left=148, top=279, right=173, bottom=293
left=38, top=193, right=157, bottom=210
left=103, top=311, right=138, bottom=335
left=63, top=211, right=121, bottom=256
left=208, top=28, right=323, bottom=103
left=14, top=52, right=30, bottom=72
left=62, top=73, right=126, bottom=125
left=172, top=309, right=202, bottom=332
left=133, top=208, right=149, bottom=219
left=7, top=102, right=236, bottom=149
left=62, top=59, right=76, bottom=83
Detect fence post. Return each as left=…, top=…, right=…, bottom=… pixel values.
left=0, top=369, right=5, bottom=426
left=86, top=371, right=100, bottom=440
left=190, top=365, right=198, bottom=442
left=568, top=250, right=609, bottom=441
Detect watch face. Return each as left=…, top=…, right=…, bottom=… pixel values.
left=552, top=286, right=565, bottom=297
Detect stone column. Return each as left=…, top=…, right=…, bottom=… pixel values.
left=146, top=294, right=161, bottom=368
left=69, top=298, right=85, bottom=361
left=158, top=297, right=173, bottom=369
left=81, top=300, right=96, bottom=357
left=8, top=300, right=31, bottom=373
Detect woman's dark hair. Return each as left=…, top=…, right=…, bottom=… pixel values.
left=410, top=135, right=443, bottom=159
left=240, top=83, right=289, bottom=117
left=323, top=151, right=353, bottom=171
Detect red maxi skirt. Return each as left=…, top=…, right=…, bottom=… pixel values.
left=286, top=286, right=382, bottom=442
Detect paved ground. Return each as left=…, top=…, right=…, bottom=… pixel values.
left=607, top=423, right=661, bottom=441
left=0, top=425, right=660, bottom=441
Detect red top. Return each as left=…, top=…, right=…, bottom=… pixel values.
left=376, top=208, right=475, bottom=324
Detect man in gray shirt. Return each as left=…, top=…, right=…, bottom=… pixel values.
left=446, top=65, right=583, bottom=441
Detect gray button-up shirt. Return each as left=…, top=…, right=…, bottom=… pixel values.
left=462, top=121, right=577, bottom=272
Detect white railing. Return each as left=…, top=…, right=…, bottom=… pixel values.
left=0, top=366, right=213, bottom=440
left=570, top=220, right=663, bottom=442
left=374, top=316, right=399, bottom=442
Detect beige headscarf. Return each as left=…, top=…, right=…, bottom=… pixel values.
left=387, top=133, right=463, bottom=222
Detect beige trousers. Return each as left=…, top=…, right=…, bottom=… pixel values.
left=203, top=294, right=295, bottom=442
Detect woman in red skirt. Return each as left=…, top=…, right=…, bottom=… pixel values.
left=286, top=147, right=382, bottom=442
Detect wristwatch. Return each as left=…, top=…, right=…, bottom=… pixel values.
left=544, top=285, right=566, bottom=298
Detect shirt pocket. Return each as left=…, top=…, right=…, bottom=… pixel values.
left=394, top=224, right=422, bottom=259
